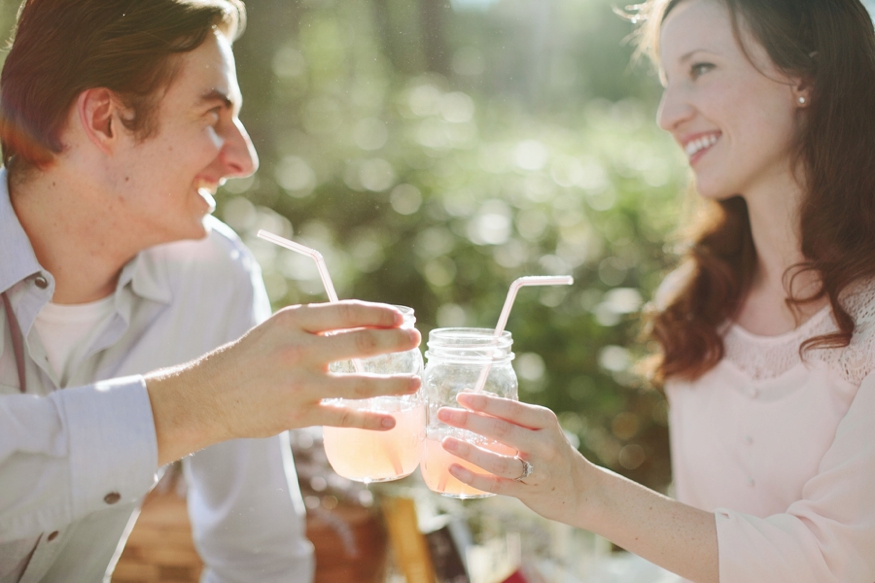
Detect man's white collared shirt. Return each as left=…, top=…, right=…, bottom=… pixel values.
left=0, top=169, right=313, bottom=583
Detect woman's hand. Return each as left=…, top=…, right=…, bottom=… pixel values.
left=437, top=392, right=597, bottom=527
left=439, top=392, right=720, bottom=583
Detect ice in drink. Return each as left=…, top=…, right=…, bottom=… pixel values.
left=420, top=429, right=517, bottom=498
left=323, top=400, right=426, bottom=483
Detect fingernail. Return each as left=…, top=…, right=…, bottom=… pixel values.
left=407, top=377, right=422, bottom=393
left=381, top=416, right=396, bottom=429
left=407, top=328, right=421, bottom=344
left=457, top=393, right=483, bottom=408
left=442, top=438, right=459, bottom=452
left=448, top=464, right=467, bottom=479
left=437, top=408, right=461, bottom=423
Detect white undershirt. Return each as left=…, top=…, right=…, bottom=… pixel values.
left=33, top=296, right=115, bottom=386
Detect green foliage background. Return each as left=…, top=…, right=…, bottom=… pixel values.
left=0, top=0, right=690, bottom=491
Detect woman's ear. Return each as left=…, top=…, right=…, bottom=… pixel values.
left=76, top=88, right=121, bottom=154
left=792, top=76, right=813, bottom=108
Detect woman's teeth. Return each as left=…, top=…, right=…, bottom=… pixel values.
left=685, top=134, right=719, bottom=158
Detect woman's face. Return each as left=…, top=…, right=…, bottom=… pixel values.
left=657, top=0, right=806, bottom=200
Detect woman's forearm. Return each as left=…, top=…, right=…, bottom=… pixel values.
left=437, top=395, right=720, bottom=582
left=583, top=464, right=719, bottom=583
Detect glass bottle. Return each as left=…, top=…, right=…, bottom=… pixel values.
left=420, top=327, right=518, bottom=498
left=323, top=306, right=425, bottom=483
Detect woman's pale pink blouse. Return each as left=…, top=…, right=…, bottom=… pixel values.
left=666, top=285, right=875, bottom=582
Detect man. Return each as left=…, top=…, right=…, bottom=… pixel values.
left=0, top=1, right=420, bottom=581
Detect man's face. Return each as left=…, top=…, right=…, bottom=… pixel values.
left=110, top=29, right=257, bottom=246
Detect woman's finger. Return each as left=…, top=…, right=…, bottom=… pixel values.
left=455, top=392, right=555, bottom=430
left=442, top=436, right=525, bottom=480
left=446, top=462, right=515, bottom=496
left=437, top=406, right=534, bottom=452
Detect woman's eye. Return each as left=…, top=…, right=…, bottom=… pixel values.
left=690, top=62, right=714, bottom=79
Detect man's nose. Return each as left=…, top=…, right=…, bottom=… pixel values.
left=221, top=117, right=259, bottom=179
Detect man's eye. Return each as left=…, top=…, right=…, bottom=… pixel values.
left=691, top=62, right=714, bottom=79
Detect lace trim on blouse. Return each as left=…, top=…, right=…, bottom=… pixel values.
left=723, top=282, right=875, bottom=384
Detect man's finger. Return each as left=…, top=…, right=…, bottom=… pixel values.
left=314, top=327, right=420, bottom=362
left=317, top=403, right=399, bottom=431
left=325, top=373, right=421, bottom=400
left=279, top=301, right=403, bottom=334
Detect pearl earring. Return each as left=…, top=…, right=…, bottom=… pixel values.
left=798, top=96, right=807, bottom=105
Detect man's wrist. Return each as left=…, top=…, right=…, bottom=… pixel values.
left=146, top=363, right=216, bottom=466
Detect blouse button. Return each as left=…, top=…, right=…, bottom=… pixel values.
left=744, top=435, right=753, bottom=444
left=104, top=492, right=121, bottom=505
left=47, top=531, right=59, bottom=542
left=747, top=477, right=756, bottom=487
left=34, top=275, right=49, bottom=289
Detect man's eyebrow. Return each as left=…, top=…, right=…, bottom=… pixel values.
left=199, top=89, right=236, bottom=109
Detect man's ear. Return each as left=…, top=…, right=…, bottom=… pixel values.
left=76, top=88, right=122, bottom=154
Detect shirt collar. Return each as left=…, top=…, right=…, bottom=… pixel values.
left=0, top=167, right=172, bottom=304
left=0, top=168, right=43, bottom=295
left=121, top=251, right=173, bottom=305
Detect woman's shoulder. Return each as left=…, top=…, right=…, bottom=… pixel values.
left=825, top=278, right=875, bottom=385
left=841, top=277, right=875, bottom=330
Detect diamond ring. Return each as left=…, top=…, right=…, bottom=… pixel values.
left=514, top=457, right=533, bottom=482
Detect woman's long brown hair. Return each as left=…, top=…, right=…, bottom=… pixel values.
left=630, top=0, right=875, bottom=383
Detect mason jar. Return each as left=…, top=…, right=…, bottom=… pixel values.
left=420, top=327, right=518, bottom=498
left=322, top=306, right=425, bottom=483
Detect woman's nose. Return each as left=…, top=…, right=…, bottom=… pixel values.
left=656, top=84, right=695, bottom=133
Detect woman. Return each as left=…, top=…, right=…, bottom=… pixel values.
left=436, top=0, right=875, bottom=581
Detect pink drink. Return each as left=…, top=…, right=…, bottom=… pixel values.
left=323, top=401, right=426, bottom=483
left=420, top=431, right=517, bottom=498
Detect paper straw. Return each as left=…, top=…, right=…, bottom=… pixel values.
left=257, top=230, right=340, bottom=303
left=257, top=230, right=364, bottom=373
left=471, top=275, right=574, bottom=393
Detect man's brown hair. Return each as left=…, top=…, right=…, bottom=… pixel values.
left=0, top=0, right=245, bottom=177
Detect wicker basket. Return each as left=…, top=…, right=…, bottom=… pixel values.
left=112, top=484, right=388, bottom=583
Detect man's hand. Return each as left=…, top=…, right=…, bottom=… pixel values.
left=146, top=301, right=421, bottom=466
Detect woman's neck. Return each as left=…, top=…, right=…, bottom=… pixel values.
left=734, top=174, right=826, bottom=335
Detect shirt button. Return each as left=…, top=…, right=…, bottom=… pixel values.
left=104, top=492, right=121, bottom=505
left=749, top=387, right=759, bottom=398
left=34, top=275, right=48, bottom=289
left=744, top=435, right=753, bottom=444
left=47, top=531, right=59, bottom=542
left=747, top=477, right=756, bottom=487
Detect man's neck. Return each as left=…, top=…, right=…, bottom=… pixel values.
left=10, top=170, right=138, bottom=304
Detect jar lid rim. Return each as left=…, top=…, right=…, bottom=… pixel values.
left=428, top=327, right=512, bottom=340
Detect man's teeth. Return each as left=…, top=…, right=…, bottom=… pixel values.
left=685, top=134, right=719, bottom=157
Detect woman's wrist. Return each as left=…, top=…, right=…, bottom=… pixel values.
left=572, top=459, right=613, bottom=532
